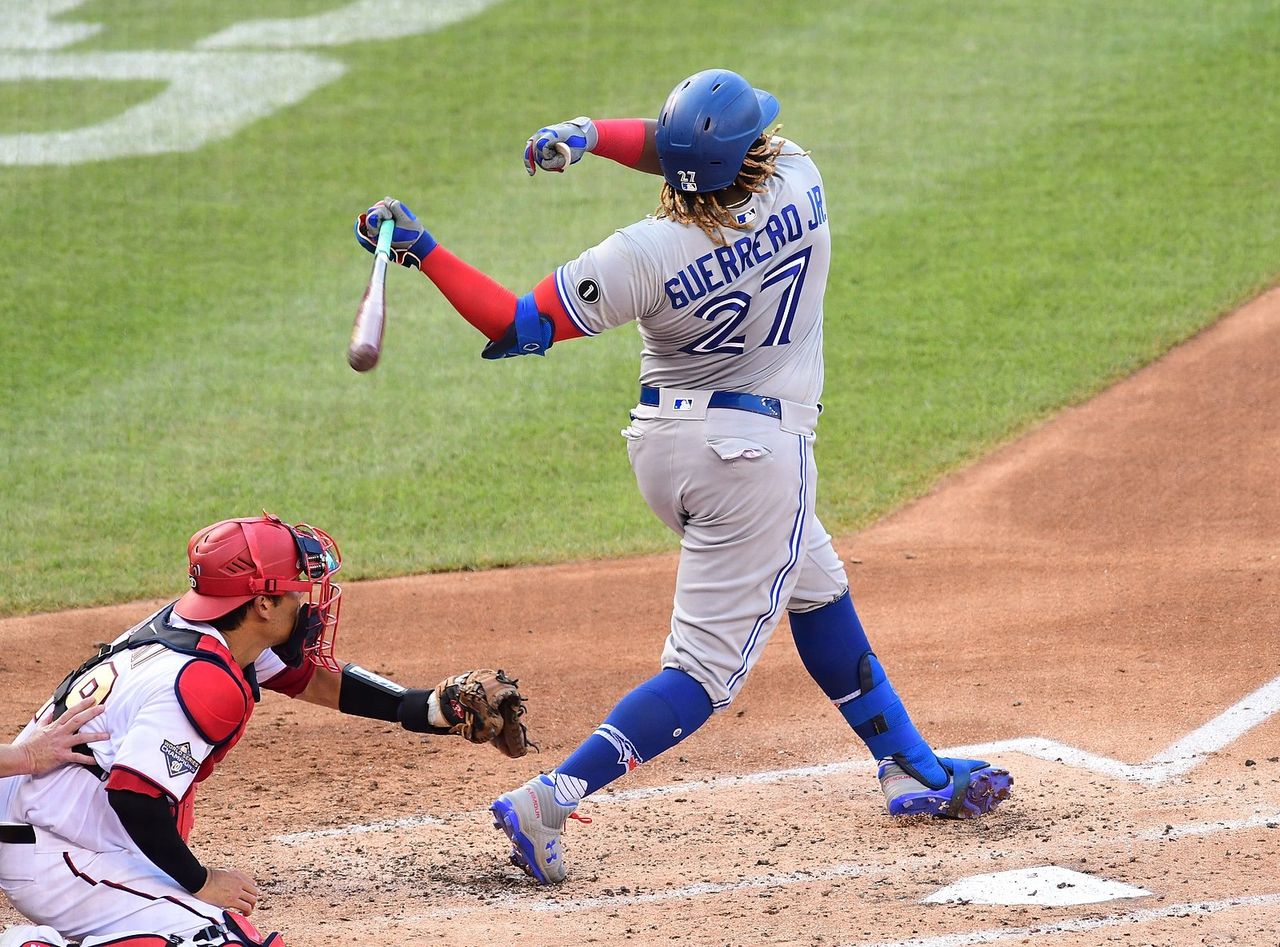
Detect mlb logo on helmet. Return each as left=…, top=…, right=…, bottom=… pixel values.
left=678, top=170, right=698, bottom=192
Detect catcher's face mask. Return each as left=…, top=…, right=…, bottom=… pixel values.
left=288, top=523, right=343, bottom=672
left=240, top=517, right=343, bottom=671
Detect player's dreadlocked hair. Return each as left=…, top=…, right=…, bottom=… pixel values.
left=656, top=131, right=796, bottom=245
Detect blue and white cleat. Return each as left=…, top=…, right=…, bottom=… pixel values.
left=491, top=775, right=580, bottom=884
left=878, top=756, right=1012, bottom=819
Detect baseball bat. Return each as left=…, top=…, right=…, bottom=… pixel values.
left=347, top=217, right=395, bottom=372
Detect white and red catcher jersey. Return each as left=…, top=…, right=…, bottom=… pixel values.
left=552, top=139, right=831, bottom=406
left=0, top=607, right=296, bottom=857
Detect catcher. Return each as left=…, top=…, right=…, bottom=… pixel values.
left=0, top=513, right=529, bottom=947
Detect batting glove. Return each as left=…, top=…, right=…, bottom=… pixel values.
left=524, top=116, right=598, bottom=176
left=354, top=197, right=438, bottom=268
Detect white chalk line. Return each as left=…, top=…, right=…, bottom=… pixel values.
left=271, top=813, right=446, bottom=845
left=0, top=0, right=502, bottom=164
left=1137, top=809, right=1280, bottom=840
left=268, top=670, right=1280, bottom=843
left=963, top=671, right=1280, bottom=787
left=318, top=810, right=1274, bottom=918
left=197, top=0, right=502, bottom=49
left=848, top=892, right=1280, bottom=947
left=0, top=51, right=345, bottom=166
left=406, top=859, right=913, bottom=920
left=0, top=0, right=102, bottom=51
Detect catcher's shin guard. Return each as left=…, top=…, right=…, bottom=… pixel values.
left=77, top=914, right=284, bottom=947
left=219, top=912, right=283, bottom=947
left=0, top=926, right=68, bottom=947
left=839, top=653, right=949, bottom=790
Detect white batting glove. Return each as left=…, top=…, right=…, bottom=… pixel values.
left=524, top=116, right=598, bottom=175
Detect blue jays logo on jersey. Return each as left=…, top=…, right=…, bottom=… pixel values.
left=161, top=739, right=199, bottom=778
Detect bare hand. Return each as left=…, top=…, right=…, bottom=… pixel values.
left=196, top=867, right=260, bottom=915
left=15, top=699, right=109, bottom=776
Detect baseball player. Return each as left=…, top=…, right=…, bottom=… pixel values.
left=354, top=68, right=1012, bottom=885
left=0, top=513, right=530, bottom=945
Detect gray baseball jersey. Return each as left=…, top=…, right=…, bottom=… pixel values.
left=552, top=140, right=850, bottom=710
left=554, top=140, right=831, bottom=406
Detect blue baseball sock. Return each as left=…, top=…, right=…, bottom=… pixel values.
left=552, top=668, right=712, bottom=802
left=789, top=591, right=948, bottom=790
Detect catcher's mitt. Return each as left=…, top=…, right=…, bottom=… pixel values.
left=434, top=669, right=532, bottom=758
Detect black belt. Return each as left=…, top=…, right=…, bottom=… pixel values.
left=639, top=386, right=783, bottom=420
left=0, top=823, right=35, bottom=844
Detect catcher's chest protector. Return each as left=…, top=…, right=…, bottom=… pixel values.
left=47, top=603, right=258, bottom=782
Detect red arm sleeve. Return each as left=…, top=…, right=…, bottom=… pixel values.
left=419, top=247, right=517, bottom=341
left=417, top=247, right=586, bottom=346
left=260, top=660, right=316, bottom=699
left=533, top=273, right=585, bottom=343
left=593, top=119, right=661, bottom=175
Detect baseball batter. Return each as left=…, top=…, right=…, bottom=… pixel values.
left=0, top=514, right=530, bottom=945
left=354, top=68, right=1012, bottom=885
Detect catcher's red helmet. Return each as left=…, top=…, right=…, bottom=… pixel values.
left=175, top=513, right=343, bottom=669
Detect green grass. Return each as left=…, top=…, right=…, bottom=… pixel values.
left=0, top=80, right=167, bottom=134
left=2, top=0, right=1278, bottom=614
left=62, top=0, right=347, bottom=51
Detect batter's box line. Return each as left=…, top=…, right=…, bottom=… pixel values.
left=407, top=860, right=900, bottom=919
left=267, top=672, right=1280, bottom=843
left=599, top=671, right=1280, bottom=801
left=271, top=813, right=446, bottom=845
left=392, top=807, right=1274, bottom=920
left=848, top=891, right=1280, bottom=947
left=948, top=670, right=1280, bottom=788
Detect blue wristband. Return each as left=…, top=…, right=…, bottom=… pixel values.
left=406, top=228, right=438, bottom=264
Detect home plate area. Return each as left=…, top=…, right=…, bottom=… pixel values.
left=923, top=866, right=1151, bottom=907
left=247, top=736, right=1280, bottom=946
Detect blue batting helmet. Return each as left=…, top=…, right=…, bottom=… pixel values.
left=655, top=69, right=781, bottom=194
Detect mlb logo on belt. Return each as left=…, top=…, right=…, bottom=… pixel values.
left=673, top=398, right=693, bottom=411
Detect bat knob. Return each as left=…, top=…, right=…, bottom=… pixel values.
left=347, top=344, right=380, bottom=372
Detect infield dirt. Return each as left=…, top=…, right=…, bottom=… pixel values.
left=2, top=289, right=1277, bottom=945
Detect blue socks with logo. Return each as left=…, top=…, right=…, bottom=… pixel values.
left=551, top=668, right=712, bottom=803
left=547, top=594, right=948, bottom=806
left=789, top=590, right=948, bottom=790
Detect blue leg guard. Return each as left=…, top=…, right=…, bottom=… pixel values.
left=840, top=653, right=949, bottom=790
left=790, top=592, right=947, bottom=790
